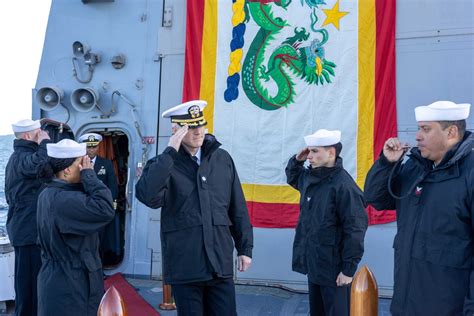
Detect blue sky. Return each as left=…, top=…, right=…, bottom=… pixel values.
left=0, top=1, right=51, bottom=135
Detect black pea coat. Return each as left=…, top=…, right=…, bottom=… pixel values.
left=93, top=155, right=119, bottom=256
left=364, top=132, right=474, bottom=315
left=286, top=156, right=368, bottom=287
left=93, top=156, right=118, bottom=200
left=5, top=139, right=51, bottom=246
left=36, top=169, right=115, bottom=316
left=135, top=135, right=253, bottom=284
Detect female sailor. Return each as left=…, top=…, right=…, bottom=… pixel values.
left=36, top=139, right=115, bottom=316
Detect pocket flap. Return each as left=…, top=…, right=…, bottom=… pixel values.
left=161, top=212, right=202, bottom=232
left=411, top=235, right=471, bottom=269
left=212, top=212, right=232, bottom=226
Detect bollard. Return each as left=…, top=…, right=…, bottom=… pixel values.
left=158, top=284, right=176, bottom=310
left=98, top=285, right=127, bottom=316
left=350, top=265, right=378, bottom=316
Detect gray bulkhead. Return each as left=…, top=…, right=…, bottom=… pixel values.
left=33, top=0, right=473, bottom=296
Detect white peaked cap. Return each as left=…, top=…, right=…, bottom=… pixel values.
left=11, top=119, right=41, bottom=133
left=415, top=101, right=470, bottom=122
left=304, top=129, right=341, bottom=147
left=47, top=139, right=87, bottom=159
left=162, top=100, right=207, bottom=118
left=77, top=133, right=103, bottom=145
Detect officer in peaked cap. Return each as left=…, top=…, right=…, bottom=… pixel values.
left=364, top=101, right=474, bottom=315
left=78, top=132, right=119, bottom=265
left=161, top=99, right=208, bottom=128
left=77, top=133, right=117, bottom=200
left=36, top=139, right=115, bottom=315
left=136, top=100, right=253, bottom=315
left=5, top=119, right=51, bottom=316
left=78, top=132, right=102, bottom=146
left=286, top=129, right=368, bottom=316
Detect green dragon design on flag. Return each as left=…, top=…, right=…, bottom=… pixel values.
left=226, top=0, right=337, bottom=111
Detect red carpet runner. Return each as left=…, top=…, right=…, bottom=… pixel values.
left=104, top=273, right=160, bottom=316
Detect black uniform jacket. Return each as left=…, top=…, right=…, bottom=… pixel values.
left=135, top=134, right=253, bottom=284
left=364, top=132, right=474, bottom=316
left=94, top=155, right=118, bottom=200
left=5, top=138, right=51, bottom=246
left=286, top=156, right=368, bottom=287
left=36, top=169, right=115, bottom=316
left=94, top=155, right=119, bottom=256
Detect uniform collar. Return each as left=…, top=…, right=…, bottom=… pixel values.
left=48, top=179, right=84, bottom=191
left=201, top=134, right=221, bottom=156
left=13, top=138, right=38, bottom=151
left=179, top=134, right=221, bottom=162
left=410, top=131, right=473, bottom=170
left=309, top=157, right=343, bottom=179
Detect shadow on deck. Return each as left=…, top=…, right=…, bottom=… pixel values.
left=126, top=277, right=392, bottom=316
left=0, top=277, right=392, bottom=315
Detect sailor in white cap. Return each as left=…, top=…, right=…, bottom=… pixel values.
left=36, top=139, right=115, bottom=315
left=136, top=100, right=253, bottom=315
left=4, top=119, right=51, bottom=316
left=286, top=129, right=368, bottom=316
left=364, top=101, right=474, bottom=315
left=77, top=132, right=119, bottom=265
left=11, top=118, right=49, bottom=143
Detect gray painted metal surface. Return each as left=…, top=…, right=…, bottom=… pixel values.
left=33, top=0, right=474, bottom=296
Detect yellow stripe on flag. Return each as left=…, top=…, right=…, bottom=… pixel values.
left=357, top=0, right=375, bottom=188
left=200, top=0, right=218, bottom=134
left=242, top=183, right=300, bottom=204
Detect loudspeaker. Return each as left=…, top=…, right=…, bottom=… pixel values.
left=72, top=41, right=91, bottom=57
left=36, top=86, right=64, bottom=111
left=71, top=87, right=99, bottom=112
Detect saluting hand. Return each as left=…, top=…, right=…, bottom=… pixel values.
left=296, top=147, right=310, bottom=162
left=237, top=255, right=252, bottom=272
left=36, top=130, right=50, bottom=144
left=383, top=137, right=408, bottom=163
left=336, top=272, right=352, bottom=287
left=79, top=155, right=93, bottom=171
left=168, top=125, right=189, bottom=151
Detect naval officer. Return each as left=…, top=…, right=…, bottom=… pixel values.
left=136, top=100, right=253, bottom=315
left=78, top=133, right=119, bottom=264
left=77, top=133, right=118, bottom=201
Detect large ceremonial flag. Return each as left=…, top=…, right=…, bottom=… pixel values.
left=183, top=0, right=397, bottom=227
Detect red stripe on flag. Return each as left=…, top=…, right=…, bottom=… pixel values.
left=372, top=0, right=397, bottom=224
left=247, top=201, right=299, bottom=228
left=366, top=205, right=397, bottom=225
left=374, top=0, right=397, bottom=156
left=183, top=0, right=205, bottom=101
left=247, top=203, right=397, bottom=228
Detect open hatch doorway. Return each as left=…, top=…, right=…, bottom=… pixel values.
left=91, top=130, right=129, bottom=269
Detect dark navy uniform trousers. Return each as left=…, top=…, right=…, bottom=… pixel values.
left=14, top=245, right=41, bottom=316
left=172, top=277, right=237, bottom=316
left=309, top=280, right=351, bottom=316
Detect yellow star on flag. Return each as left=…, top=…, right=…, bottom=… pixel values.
left=322, top=0, right=349, bottom=30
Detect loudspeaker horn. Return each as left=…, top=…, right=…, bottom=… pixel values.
left=71, top=87, right=99, bottom=112
left=72, top=41, right=91, bottom=57
left=36, top=86, right=64, bottom=111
